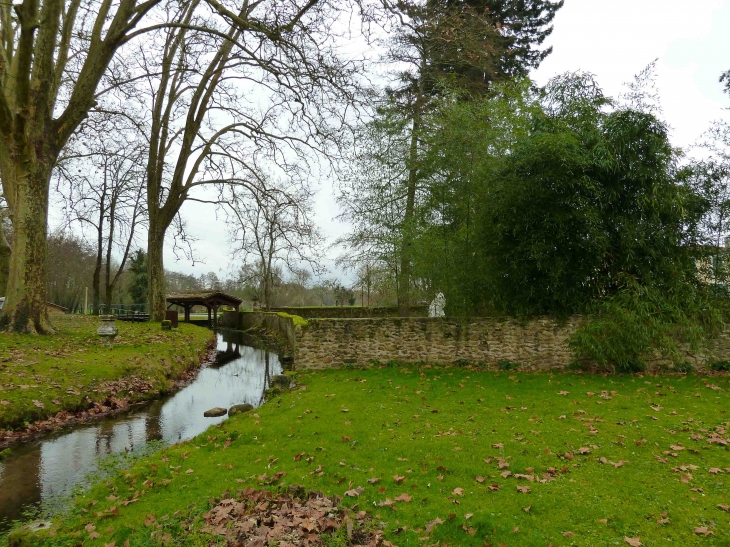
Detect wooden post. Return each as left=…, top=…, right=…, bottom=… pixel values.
left=213, top=304, right=219, bottom=330
left=184, top=304, right=191, bottom=322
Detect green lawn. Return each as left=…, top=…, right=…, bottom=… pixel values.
left=0, top=315, right=213, bottom=431
left=8, top=364, right=730, bottom=546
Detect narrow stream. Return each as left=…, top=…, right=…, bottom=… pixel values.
left=0, top=330, right=281, bottom=532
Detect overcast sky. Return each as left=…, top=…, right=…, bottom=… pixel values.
left=157, top=0, right=730, bottom=282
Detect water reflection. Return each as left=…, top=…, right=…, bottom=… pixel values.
left=0, top=331, right=281, bottom=531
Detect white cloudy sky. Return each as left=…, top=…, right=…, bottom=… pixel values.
left=94, top=0, right=730, bottom=282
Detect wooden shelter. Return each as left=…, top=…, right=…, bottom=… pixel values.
left=166, top=291, right=242, bottom=329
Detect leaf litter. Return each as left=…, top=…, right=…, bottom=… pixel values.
left=203, top=487, right=395, bottom=546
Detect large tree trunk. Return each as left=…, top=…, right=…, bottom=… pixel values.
left=147, top=215, right=167, bottom=321
left=1, top=161, right=55, bottom=333
left=91, top=254, right=102, bottom=314
left=0, top=220, right=10, bottom=296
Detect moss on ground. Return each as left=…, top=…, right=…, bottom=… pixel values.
left=0, top=315, right=213, bottom=431
left=7, top=365, right=730, bottom=546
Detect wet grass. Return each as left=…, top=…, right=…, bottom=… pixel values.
left=0, top=315, right=213, bottom=430
left=8, top=364, right=730, bottom=546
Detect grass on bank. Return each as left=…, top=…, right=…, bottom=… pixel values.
left=11, top=364, right=730, bottom=547
left=0, top=315, right=213, bottom=431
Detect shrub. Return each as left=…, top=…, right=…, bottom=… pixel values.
left=711, top=361, right=730, bottom=372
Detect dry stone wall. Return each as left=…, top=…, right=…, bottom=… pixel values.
left=269, top=306, right=428, bottom=319
left=294, top=317, right=584, bottom=370
left=294, top=317, right=730, bottom=371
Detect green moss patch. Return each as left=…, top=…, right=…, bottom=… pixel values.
left=276, top=312, right=308, bottom=328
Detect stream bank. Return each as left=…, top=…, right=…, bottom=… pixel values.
left=0, top=330, right=282, bottom=533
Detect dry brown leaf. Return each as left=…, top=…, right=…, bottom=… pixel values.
left=694, top=526, right=714, bottom=536
left=475, top=476, right=485, bottom=483
left=516, top=485, right=530, bottom=493
left=425, top=517, right=443, bottom=533
left=452, top=487, right=464, bottom=496
left=624, top=538, right=642, bottom=546
left=393, top=475, right=406, bottom=483
left=394, top=493, right=412, bottom=502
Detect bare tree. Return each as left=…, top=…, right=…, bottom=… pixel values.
left=55, top=123, right=147, bottom=313
left=0, top=190, right=10, bottom=296
left=123, top=0, right=363, bottom=320
left=0, top=0, right=172, bottom=332
left=228, top=182, right=324, bottom=310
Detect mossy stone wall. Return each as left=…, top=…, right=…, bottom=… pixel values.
left=293, top=317, right=730, bottom=371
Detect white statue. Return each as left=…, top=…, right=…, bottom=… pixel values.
left=429, top=292, right=445, bottom=317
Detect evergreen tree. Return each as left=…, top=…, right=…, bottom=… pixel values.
left=430, top=0, right=564, bottom=91
left=128, top=250, right=149, bottom=307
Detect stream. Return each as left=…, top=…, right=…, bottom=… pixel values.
left=0, top=330, right=281, bottom=532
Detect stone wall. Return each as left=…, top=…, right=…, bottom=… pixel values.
left=221, top=311, right=297, bottom=354
left=294, top=316, right=730, bottom=371
left=294, top=317, right=583, bottom=370
left=269, top=305, right=429, bottom=319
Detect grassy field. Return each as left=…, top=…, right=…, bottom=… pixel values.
left=10, top=363, right=730, bottom=546
left=0, top=315, right=213, bottom=431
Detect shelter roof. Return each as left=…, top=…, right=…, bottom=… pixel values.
left=166, top=291, right=242, bottom=308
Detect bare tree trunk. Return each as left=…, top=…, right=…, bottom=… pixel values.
left=147, top=215, right=167, bottom=321
left=0, top=220, right=10, bottom=296
left=1, top=160, right=55, bottom=333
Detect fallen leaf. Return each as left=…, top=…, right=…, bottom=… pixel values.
left=85, top=524, right=96, bottom=533
left=624, top=538, right=642, bottom=546
left=452, top=487, right=464, bottom=496
left=367, top=477, right=380, bottom=484
left=394, top=493, right=412, bottom=502
left=558, top=391, right=569, bottom=395
left=393, top=475, right=406, bottom=483
left=425, top=517, right=443, bottom=533
left=492, top=443, right=504, bottom=449
left=516, top=485, right=530, bottom=493
left=694, top=526, right=714, bottom=536
left=465, top=513, right=473, bottom=519
left=657, top=518, right=670, bottom=525
left=523, top=506, right=531, bottom=513
left=717, top=504, right=729, bottom=512
left=475, top=476, right=485, bottom=483
left=32, top=400, right=45, bottom=408
left=563, top=531, right=575, bottom=537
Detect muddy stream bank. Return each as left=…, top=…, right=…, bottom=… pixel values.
left=0, top=330, right=281, bottom=532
